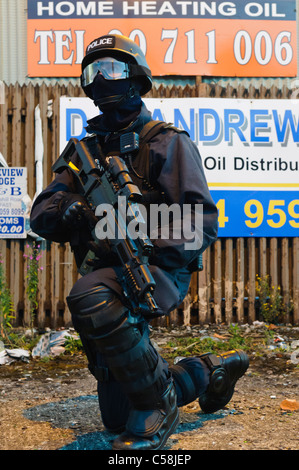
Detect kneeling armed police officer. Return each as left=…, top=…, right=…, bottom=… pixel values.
left=30, top=34, right=249, bottom=451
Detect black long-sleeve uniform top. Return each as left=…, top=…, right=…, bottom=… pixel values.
left=30, top=103, right=218, bottom=272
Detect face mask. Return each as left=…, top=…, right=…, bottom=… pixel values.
left=91, top=74, right=132, bottom=111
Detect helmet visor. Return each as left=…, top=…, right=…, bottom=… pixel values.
left=82, top=57, right=130, bottom=86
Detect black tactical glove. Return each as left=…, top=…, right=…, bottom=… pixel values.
left=59, top=194, right=98, bottom=231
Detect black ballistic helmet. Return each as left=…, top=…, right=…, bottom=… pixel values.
left=81, top=34, right=153, bottom=98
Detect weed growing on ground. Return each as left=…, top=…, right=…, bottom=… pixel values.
left=256, top=275, right=293, bottom=324
left=161, top=324, right=274, bottom=361
left=64, top=336, right=84, bottom=355
left=24, top=241, right=44, bottom=330
left=0, top=253, right=15, bottom=343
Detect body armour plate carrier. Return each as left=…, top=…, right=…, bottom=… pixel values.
left=82, top=121, right=203, bottom=273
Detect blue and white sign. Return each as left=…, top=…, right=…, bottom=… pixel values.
left=0, top=167, right=28, bottom=238
left=59, top=97, right=299, bottom=237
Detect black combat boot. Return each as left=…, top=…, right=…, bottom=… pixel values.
left=112, top=380, right=179, bottom=450
left=170, top=349, right=249, bottom=413
left=198, top=349, right=249, bottom=412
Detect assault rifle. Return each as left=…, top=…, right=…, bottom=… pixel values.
left=52, top=136, right=158, bottom=315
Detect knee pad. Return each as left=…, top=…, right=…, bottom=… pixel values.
left=67, top=285, right=127, bottom=336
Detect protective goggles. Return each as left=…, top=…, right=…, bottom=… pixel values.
left=82, top=57, right=130, bottom=86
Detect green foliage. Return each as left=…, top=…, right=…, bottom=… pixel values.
left=2, top=329, right=41, bottom=351
left=0, top=253, right=15, bottom=342
left=24, top=241, right=44, bottom=329
left=0, top=242, right=44, bottom=347
left=162, top=324, right=253, bottom=360
left=227, top=323, right=246, bottom=349
left=160, top=323, right=284, bottom=361
left=64, top=336, right=83, bottom=355
left=256, top=275, right=293, bottom=324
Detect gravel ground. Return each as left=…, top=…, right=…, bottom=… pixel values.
left=0, top=324, right=298, bottom=452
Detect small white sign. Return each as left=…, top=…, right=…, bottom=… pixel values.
left=0, top=167, right=28, bottom=238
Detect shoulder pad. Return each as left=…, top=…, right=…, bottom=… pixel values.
left=139, top=120, right=189, bottom=145
left=163, top=123, right=190, bottom=136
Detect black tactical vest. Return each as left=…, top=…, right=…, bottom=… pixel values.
left=83, top=121, right=203, bottom=272
left=83, top=120, right=188, bottom=207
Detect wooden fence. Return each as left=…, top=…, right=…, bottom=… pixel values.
left=0, top=81, right=298, bottom=328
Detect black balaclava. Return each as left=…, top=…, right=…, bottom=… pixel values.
left=91, top=74, right=142, bottom=131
